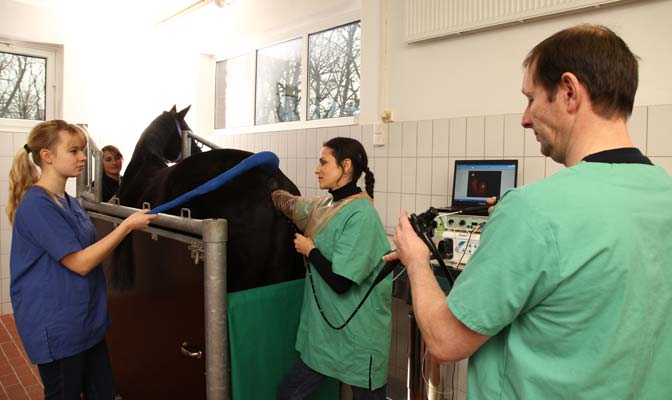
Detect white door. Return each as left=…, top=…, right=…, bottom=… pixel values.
left=0, top=39, right=60, bottom=315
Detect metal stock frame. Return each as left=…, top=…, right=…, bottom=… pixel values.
left=76, top=128, right=230, bottom=400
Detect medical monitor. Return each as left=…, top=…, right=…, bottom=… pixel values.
left=451, top=159, right=518, bottom=208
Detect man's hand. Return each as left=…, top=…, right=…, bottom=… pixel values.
left=486, top=196, right=497, bottom=214
left=382, top=211, right=430, bottom=268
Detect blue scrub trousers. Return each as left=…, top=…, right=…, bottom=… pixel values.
left=277, top=359, right=387, bottom=400
left=37, top=339, right=115, bottom=400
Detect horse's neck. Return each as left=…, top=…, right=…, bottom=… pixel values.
left=123, top=152, right=166, bottom=182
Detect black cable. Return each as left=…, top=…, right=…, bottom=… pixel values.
left=305, top=257, right=399, bottom=330
left=292, top=206, right=464, bottom=330
left=455, top=225, right=480, bottom=268
left=287, top=216, right=398, bottom=330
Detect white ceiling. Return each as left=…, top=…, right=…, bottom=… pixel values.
left=7, top=0, right=219, bottom=27
left=4, top=0, right=360, bottom=55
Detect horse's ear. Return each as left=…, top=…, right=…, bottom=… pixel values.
left=170, top=105, right=177, bottom=113
left=178, top=105, right=191, bottom=119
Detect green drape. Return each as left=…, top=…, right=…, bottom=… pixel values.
left=228, top=278, right=338, bottom=399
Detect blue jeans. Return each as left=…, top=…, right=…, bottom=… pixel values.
left=37, top=339, right=115, bottom=400
left=277, top=359, right=387, bottom=400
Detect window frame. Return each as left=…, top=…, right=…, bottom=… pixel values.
left=254, top=36, right=304, bottom=126
left=306, top=20, right=362, bottom=122
left=0, top=39, right=60, bottom=129
left=213, top=12, right=360, bottom=135
left=214, top=52, right=256, bottom=130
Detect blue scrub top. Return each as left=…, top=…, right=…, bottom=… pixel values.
left=10, top=186, right=111, bottom=364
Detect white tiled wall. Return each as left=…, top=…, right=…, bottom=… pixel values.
left=0, top=129, right=28, bottom=316
left=215, top=105, right=672, bottom=397
left=0, top=104, right=670, bottom=320
left=217, top=105, right=672, bottom=235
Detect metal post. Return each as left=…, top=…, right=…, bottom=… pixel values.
left=182, top=129, right=193, bottom=159
left=77, top=126, right=103, bottom=202
left=76, top=163, right=86, bottom=199
left=408, top=311, right=423, bottom=400
left=81, top=199, right=205, bottom=235
left=203, top=219, right=229, bottom=400
left=93, top=150, right=103, bottom=202
left=189, top=131, right=221, bottom=150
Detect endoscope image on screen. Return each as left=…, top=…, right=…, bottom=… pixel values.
left=467, top=171, right=501, bottom=197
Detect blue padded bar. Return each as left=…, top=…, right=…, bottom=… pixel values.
left=148, top=151, right=279, bottom=215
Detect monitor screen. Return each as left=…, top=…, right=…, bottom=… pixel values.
left=452, top=160, right=518, bottom=205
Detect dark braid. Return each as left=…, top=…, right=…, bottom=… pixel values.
left=363, top=166, right=375, bottom=199
left=324, top=137, right=375, bottom=198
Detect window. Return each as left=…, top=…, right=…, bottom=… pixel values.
left=255, top=38, right=302, bottom=125
left=213, top=20, right=361, bottom=130
left=214, top=53, right=254, bottom=129
left=308, top=21, right=361, bottom=120
left=0, top=51, right=47, bottom=121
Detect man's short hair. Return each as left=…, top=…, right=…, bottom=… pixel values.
left=523, top=24, right=639, bottom=120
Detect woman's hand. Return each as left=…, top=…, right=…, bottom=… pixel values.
left=120, top=209, right=158, bottom=232
left=293, top=233, right=315, bottom=257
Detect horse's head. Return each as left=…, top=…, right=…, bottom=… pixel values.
left=129, top=105, right=201, bottom=166
left=164, top=105, right=203, bottom=162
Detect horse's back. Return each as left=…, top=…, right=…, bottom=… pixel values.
left=118, top=147, right=303, bottom=291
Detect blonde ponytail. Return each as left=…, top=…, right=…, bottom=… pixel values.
left=5, top=120, right=87, bottom=224
left=6, top=148, right=39, bottom=224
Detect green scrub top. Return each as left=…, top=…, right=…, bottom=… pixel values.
left=294, top=196, right=392, bottom=390
left=448, top=162, right=672, bottom=399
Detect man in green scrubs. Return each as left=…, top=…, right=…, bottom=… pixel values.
left=385, top=24, right=672, bottom=399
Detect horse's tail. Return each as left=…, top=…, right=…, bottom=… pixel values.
left=109, top=235, right=135, bottom=291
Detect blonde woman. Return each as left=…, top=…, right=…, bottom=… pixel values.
left=7, top=120, right=156, bottom=399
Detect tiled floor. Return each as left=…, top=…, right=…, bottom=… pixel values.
left=0, top=315, right=43, bottom=400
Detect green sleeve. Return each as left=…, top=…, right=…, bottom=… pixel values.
left=447, top=189, right=561, bottom=336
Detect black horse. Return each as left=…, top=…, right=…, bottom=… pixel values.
left=115, top=105, right=304, bottom=292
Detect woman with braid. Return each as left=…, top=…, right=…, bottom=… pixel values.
left=7, top=120, right=156, bottom=399
left=273, top=137, right=392, bottom=400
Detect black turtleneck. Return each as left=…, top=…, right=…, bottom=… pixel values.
left=308, top=181, right=362, bottom=294
left=329, top=180, right=362, bottom=201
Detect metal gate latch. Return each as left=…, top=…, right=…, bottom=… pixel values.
left=188, top=242, right=204, bottom=264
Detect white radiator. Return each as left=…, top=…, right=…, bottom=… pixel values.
left=403, top=0, right=634, bottom=43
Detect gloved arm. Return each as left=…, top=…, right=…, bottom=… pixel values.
left=272, top=190, right=297, bottom=220
left=272, top=190, right=314, bottom=231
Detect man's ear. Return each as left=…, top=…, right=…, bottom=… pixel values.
left=560, top=72, right=582, bottom=114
